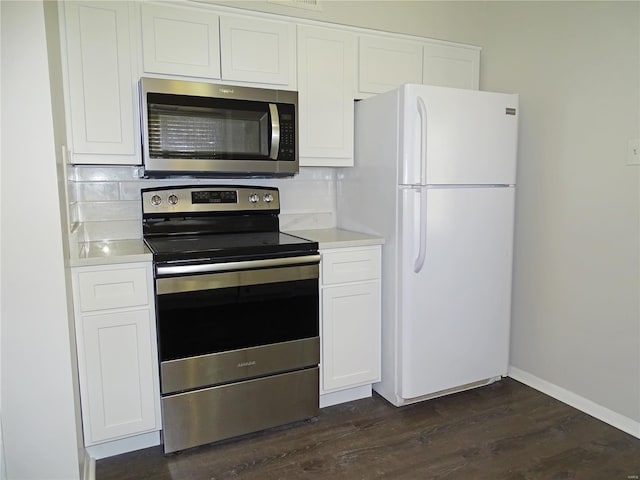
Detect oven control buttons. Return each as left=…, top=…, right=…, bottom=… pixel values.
left=263, top=193, right=274, bottom=203
left=168, top=194, right=179, bottom=206
left=151, top=195, right=162, bottom=206
left=249, top=193, right=260, bottom=203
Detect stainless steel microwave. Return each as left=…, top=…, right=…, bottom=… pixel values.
left=139, top=77, right=298, bottom=177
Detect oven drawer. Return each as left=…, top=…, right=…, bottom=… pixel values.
left=321, top=247, right=381, bottom=285
left=161, top=367, right=319, bottom=453
left=77, top=267, right=149, bottom=312
left=161, top=337, right=320, bottom=394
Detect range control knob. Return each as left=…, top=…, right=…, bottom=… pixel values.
left=249, top=193, right=260, bottom=204
left=263, top=193, right=274, bottom=203
left=150, top=195, right=162, bottom=206
left=167, top=194, right=178, bottom=206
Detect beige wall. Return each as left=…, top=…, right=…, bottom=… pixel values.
left=210, top=0, right=640, bottom=423
left=479, top=2, right=640, bottom=422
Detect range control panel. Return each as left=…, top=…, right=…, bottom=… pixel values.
left=142, top=186, right=280, bottom=216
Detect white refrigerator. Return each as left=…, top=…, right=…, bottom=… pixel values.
left=337, top=84, right=519, bottom=406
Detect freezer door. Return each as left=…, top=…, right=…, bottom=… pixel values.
left=400, top=84, right=518, bottom=186
left=399, top=186, right=514, bottom=399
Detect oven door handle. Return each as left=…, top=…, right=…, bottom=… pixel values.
left=156, top=254, right=320, bottom=277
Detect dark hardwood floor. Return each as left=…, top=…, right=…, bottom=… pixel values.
left=97, top=378, right=640, bottom=479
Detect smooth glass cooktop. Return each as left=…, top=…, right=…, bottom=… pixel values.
left=144, top=231, right=316, bottom=262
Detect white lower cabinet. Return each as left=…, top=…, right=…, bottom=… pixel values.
left=319, top=246, right=381, bottom=406
left=72, top=262, right=160, bottom=447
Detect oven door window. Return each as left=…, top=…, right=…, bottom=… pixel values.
left=156, top=278, right=318, bottom=362
left=147, top=94, right=271, bottom=161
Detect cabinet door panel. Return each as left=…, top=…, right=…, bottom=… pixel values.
left=423, top=43, right=480, bottom=90
left=80, top=309, right=157, bottom=444
left=141, top=3, right=220, bottom=78
left=220, top=16, right=295, bottom=87
left=322, top=282, right=381, bottom=391
left=358, top=35, right=422, bottom=94
left=63, top=2, right=137, bottom=160
left=298, top=26, right=355, bottom=166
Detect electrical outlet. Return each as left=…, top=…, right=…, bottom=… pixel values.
left=627, top=139, right=640, bottom=165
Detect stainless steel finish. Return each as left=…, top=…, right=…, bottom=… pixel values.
left=155, top=255, right=320, bottom=281
left=269, top=103, right=280, bottom=160
left=161, top=367, right=319, bottom=453
left=161, top=337, right=320, bottom=394
left=141, top=77, right=297, bottom=104
left=142, top=186, right=280, bottom=215
left=139, top=77, right=298, bottom=177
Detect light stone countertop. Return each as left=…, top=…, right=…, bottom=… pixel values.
left=286, top=228, right=384, bottom=250
left=69, top=229, right=383, bottom=267
left=69, top=239, right=152, bottom=267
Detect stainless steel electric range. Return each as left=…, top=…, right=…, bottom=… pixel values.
left=142, top=185, right=320, bottom=453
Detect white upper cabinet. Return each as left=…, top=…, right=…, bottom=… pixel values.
left=423, top=42, right=480, bottom=90
left=58, top=2, right=480, bottom=166
left=61, top=1, right=139, bottom=164
left=141, top=2, right=221, bottom=79
left=220, top=15, right=296, bottom=88
left=297, top=26, right=356, bottom=167
left=358, top=35, right=423, bottom=95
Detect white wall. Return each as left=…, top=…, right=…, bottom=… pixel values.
left=1, top=1, right=82, bottom=478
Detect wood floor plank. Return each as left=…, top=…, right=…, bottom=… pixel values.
left=96, top=379, right=640, bottom=480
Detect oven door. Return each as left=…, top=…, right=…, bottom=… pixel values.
left=155, top=259, right=319, bottom=395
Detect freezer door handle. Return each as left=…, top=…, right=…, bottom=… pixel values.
left=417, top=96, right=428, bottom=185
left=414, top=187, right=428, bottom=273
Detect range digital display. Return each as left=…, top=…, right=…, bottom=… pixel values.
left=192, top=190, right=238, bottom=204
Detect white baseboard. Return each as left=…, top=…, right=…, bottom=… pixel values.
left=320, top=385, right=372, bottom=408
left=508, top=366, right=640, bottom=439
left=86, top=431, right=161, bottom=460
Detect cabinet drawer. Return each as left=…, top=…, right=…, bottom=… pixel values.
left=78, top=267, right=149, bottom=312
left=321, top=247, right=381, bottom=285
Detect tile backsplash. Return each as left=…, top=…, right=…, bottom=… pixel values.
left=69, top=166, right=337, bottom=242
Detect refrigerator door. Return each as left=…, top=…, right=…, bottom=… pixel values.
left=400, top=84, right=519, bottom=186
left=399, top=185, right=514, bottom=399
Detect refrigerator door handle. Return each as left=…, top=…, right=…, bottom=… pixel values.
left=414, top=187, right=428, bottom=273
left=417, top=96, right=428, bottom=185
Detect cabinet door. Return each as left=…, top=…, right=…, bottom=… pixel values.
left=62, top=1, right=138, bottom=164
left=358, top=35, right=423, bottom=95
left=297, top=26, right=355, bottom=167
left=322, top=281, right=381, bottom=391
left=423, top=42, right=480, bottom=90
left=78, top=309, right=158, bottom=445
left=219, top=15, right=295, bottom=88
left=141, top=3, right=221, bottom=79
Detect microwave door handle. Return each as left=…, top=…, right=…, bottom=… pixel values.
left=269, top=104, right=280, bottom=160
